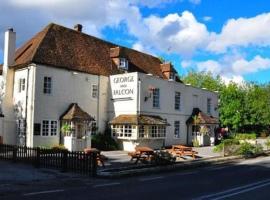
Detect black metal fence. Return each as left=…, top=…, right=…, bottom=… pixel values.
left=0, top=144, right=97, bottom=177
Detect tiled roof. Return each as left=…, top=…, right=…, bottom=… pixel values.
left=109, top=114, right=170, bottom=125
left=60, top=103, right=95, bottom=121
left=9, top=23, right=180, bottom=80
left=186, top=108, right=219, bottom=125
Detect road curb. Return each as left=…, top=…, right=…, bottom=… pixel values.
left=98, top=155, right=244, bottom=178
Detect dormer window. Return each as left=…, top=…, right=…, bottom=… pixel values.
left=119, top=58, right=128, bottom=70
left=169, top=72, right=175, bottom=80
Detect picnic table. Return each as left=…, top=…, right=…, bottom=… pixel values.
left=84, top=148, right=105, bottom=167
left=169, top=145, right=198, bottom=159
left=128, top=146, right=155, bottom=164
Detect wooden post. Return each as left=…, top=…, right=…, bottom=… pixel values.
left=35, top=147, right=40, bottom=168
left=91, top=152, right=97, bottom=177
left=62, top=150, right=68, bottom=172
left=12, top=146, right=17, bottom=162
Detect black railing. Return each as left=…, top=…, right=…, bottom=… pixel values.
left=0, top=144, right=97, bottom=177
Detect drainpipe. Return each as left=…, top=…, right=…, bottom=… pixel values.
left=24, top=67, right=30, bottom=146
left=97, top=75, right=100, bottom=133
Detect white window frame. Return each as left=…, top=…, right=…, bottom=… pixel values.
left=43, top=76, right=52, bottom=94
left=207, top=98, right=212, bottom=114
left=42, top=120, right=58, bottom=136
left=91, top=84, right=98, bottom=99
left=152, top=88, right=160, bottom=108
left=175, top=91, right=181, bottom=111
left=174, top=121, right=180, bottom=138
left=18, top=78, right=26, bottom=93
left=119, top=58, right=129, bottom=70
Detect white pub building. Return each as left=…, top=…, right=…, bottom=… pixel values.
left=0, top=23, right=219, bottom=151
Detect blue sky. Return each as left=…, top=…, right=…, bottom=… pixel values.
left=1, top=0, right=270, bottom=84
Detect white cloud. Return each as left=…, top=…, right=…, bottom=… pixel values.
left=232, top=55, right=270, bottom=74
left=182, top=55, right=270, bottom=83
left=138, top=11, right=210, bottom=56
left=208, top=13, right=270, bottom=53
left=203, top=16, right=212, bottom=22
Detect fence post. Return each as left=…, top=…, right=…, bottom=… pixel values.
left=13, top=146, right=17, bottom=162
left=35, top=147, right=40, bottom=168
left=62, top=150, right=68, bottom=172
left=91, top=152, right=97, bottom=177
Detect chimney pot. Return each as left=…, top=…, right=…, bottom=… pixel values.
left=74, top=24, right=83, bottom=32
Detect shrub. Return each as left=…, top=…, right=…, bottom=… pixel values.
left=91, top=133, right=118, bottom=151
left=238, top=142, right=255, bottom=156
left=192, top=139, right=200, bottom=147
left=213, top=138, right=239, bottom=153
left=265, top=138, right=270, bottom=150
left=51, top=144, right=68, bottom=151
left=153, top=151, right=176, bottom=165
left=235, top=133, right=256, bottom=140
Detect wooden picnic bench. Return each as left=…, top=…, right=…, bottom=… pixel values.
left=128, top=146, right=155, bottom=164
left=168, top=145, right=198, bottom=159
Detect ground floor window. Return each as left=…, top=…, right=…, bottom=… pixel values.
left=148, top=125, right=166, bottom=138
left=91, top=121, right=97, bottom=135
left=112, top=125, right=136, bottom=139
left=192, top=125, right=200, bottom=136
left=174, top=121, right=180, bottom=138
left=42, top=120, right=58, bottom=136
left=139, top=126, right=145, bottom=138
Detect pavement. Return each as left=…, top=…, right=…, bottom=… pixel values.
left=1, top=155, right=270, bottom=199
left=101, top=146, right=221, bottom=168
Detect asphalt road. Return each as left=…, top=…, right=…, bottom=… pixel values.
left=2, top=156, right=270, bottom=200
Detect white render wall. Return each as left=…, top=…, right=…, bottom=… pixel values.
left=109, top=72, right=219, bottom=147
left=33, top=65, right=108, bottom=147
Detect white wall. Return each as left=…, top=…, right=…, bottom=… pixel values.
left=33, top=65, right=105, bottom=147
left=109, top=72, right=219, bottom=147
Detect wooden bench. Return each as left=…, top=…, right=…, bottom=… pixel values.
left=168, top=145, right=198, bottom=159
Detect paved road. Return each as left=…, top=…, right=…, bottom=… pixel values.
left=1, top=156, right=270, bottom=200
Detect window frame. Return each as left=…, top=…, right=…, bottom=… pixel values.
left=18, top=78, right=26, bottom=93
left=91, top=84, right=98, bottom=99
left=41, top=120, right=58, bottom=136
left=152, top=88, right=160, bottom=108
left=175, top=91, right=181, bottom=111
left=207, top=98, right=212, bottom=114
left=43, top=76, right=52, bottom=95
left=119, top=58, right=129, bottom=70
left=174, top=121, right=180, bottom=138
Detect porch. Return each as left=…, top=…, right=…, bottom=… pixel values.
left=60, top=103, right=95, bottom=152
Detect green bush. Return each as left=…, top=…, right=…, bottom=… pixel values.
left=213, top=138, right=239, bottom=153
left=51, top=144, right=68, bottom=151
left=91, top=134, right=118, bottom=151
left=265, top=138, right=270, bottom=150
left=192, top=139, right=200, bottom=147
left=238, top=142, right=255, bottom=156
left=234, top=133, right=256, bottom=140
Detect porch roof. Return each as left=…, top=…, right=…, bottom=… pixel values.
left=186, top=108, right=219, bottom=125
left=109, top=114, right=170, bottom=126
left=60, top=103, right=95, bottom=121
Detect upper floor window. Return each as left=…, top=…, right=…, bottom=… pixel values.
left=18, top=78, right=25, bottom=93
left=119, top=58, right=129, bottom=70
left=43, top=77, right=52, bottom=94
left=169, top=73, right=175, bottom=80
left=207, top=98, right=212, bottom=114
left=174, top=121, right=180, bottom=138
left=175, top=92, right=181, bottom=110
left=152, top=88, right=160, bottom=108
left=92, top=84, right=98, bottom=98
